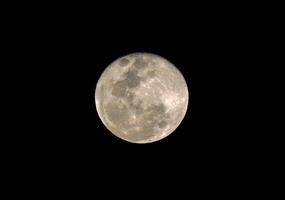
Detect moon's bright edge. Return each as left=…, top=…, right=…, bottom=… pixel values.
left=95, top=52, right=189, bottom=143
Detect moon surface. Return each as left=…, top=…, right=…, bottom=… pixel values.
left=95, top=52, right=189, bottom=143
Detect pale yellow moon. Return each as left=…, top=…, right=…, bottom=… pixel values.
left=95, top=52, right=189, bottom=143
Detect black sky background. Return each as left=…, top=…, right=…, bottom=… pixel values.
left=17, top=9, right=231, bottom=155
left=5, top=3, right=258, bottom=193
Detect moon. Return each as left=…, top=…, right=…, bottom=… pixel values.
left=95, top=52, right=189, bottom=143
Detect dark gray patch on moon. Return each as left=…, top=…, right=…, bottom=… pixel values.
left=146, top=70, right=156, bottom=78
left=111, top=80, right=127, bottom=97
left=125, top=70, right=141, bottom=88
left=111, top=70, right=141, bottom=97
left=133, top=58, right=147, bottom=68
left=119, top=58, right=129, bottom=66
left=158, top=120, right=167, bottom=128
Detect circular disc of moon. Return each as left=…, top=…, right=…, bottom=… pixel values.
left=95, top=52, right=189, bottom=143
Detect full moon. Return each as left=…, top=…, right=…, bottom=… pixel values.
left=95, top=52, right=189, bottom=143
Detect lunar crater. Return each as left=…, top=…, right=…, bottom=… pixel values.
left=118, top=58, right=129, bottom=66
